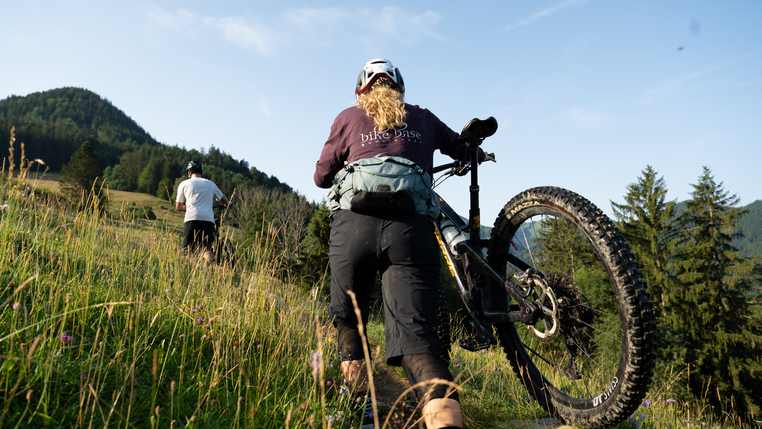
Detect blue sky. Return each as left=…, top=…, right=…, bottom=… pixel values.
left=2, top=0, right=760, bottom=220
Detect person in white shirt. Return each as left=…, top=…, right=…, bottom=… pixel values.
left=175, top=161, right=230, bottom=264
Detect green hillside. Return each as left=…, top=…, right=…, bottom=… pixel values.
left=0, top=87, right=291, bottom=199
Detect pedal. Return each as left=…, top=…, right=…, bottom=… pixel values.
left=458, top=335, right=492, bottom=352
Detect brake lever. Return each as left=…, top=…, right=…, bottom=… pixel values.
left=454, top=161, right=471, bottom=176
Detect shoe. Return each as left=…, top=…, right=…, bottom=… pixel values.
left=355, top=396, right=375, bottom=427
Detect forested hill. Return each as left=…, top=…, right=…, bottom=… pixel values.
left=0, top=87, right=292, bottom=199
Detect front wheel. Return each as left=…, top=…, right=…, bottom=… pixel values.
left=487, top=187, right=655, bottom=428
left=216, top=237, right=236, bottom=268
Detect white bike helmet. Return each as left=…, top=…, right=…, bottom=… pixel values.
left=355, top=58, right=405, bottom=96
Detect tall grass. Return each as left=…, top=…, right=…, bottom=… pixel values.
left=0, top=180, right=355, bottom=428
left=1, top=166, right=758, bottom=427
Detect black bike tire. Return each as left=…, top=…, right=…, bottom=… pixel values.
left=487, top=186, right=655, bottom=428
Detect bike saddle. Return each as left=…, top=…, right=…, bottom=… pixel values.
left=459, top=116, right=498, bottom=146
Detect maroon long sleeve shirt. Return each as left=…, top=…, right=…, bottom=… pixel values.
left=314, top=104, right=483, bottom=188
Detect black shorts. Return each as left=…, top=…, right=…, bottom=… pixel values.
left=328, top=210, right=442, bottom=366
left=182, top=221, right=216, bottom=252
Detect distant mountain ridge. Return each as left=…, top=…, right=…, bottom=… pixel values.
left=0, top=87, right=292, bottom=198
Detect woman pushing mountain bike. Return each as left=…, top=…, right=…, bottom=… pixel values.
left=315, top=58, right=655, bottom=429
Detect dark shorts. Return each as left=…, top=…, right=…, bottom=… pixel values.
left=182, top=221, right=216, bottom=252
left=328, top=210, right=442, bottom=366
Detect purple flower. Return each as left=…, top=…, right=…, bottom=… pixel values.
left=326, top=380, right=332, bottom=387
left=453, top=363, right=460, bottom=368
left=196, top=316, right=204, bottom=325
left=643, top=399, right=651, bottom=408
left=257, top=344, right=262, bottom=349
left=101, top=268, right=107, bottom=275
left=179, top=334, right=185, bottom=339
left=204, top=324, right=210, bottom=329
left=197, top=304, right=203, bottom=310
left=201, top=334, right=207, bottom=340
left=667, top=398, right=676, bottom=403
left=179, top=308, right=184, bottom=313
left=339, top=386, right=349, bottom=395
left=61, top=333, right=74, bottom=342
left=12, top=302, right=22, bottom=311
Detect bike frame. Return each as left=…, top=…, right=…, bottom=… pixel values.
left=432, top=125, right=541, bottom=333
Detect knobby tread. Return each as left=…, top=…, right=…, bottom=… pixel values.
left=487, top=186, right=656, bottom=428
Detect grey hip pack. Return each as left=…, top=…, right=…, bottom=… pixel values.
left=327, top=154, right=440, bottom=219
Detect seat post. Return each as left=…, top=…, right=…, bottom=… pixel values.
left=467, top=143, right=480, bottom=246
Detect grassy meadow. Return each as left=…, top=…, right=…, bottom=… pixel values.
left=0, top=171, right=758, bottom=428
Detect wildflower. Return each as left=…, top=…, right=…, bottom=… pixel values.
left=453, top=363, right=460, bottom=368
left=179, top=309, right=184, bottom=313
left=80, top=373, right=88, bottom=381
left=101, top=268, right=107, bottom=275
left=310, top=350, right=322, bottom=378
left=12, top=302, right=22, bottom=311
left=327, top=380, right=332, bottom=387
left=643, top=399, right=651, bottom=408
left=201, top=334, right=207, bottom=340
left=257, top=344, right=262, bottom=349
left=339, top=386, right=349, bottom=395
left=198, top=304, right=203, bottom=310
left=196, top=316, right=204, bottom=325
left=61, top=333, right=74, bottom=342
left=667, top=398, right=676, bottom=403
left=179, top=334, right=185, bottom=339
left=204, top=324, right=210, bottom=329
left=527, top=396, right=534, bottom=402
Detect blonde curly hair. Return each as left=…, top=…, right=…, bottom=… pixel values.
left=355, top=82, right=407, bottom=132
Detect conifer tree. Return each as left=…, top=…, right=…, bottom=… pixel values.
left=60, top=140, right=105, bottom=199
left=666, top=166, right=762, bottom=415
left=611, top=165, right=675, bottom=314
left=295, top=201, right=332, bottom=291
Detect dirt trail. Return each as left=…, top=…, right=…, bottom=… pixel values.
left=367, top=358, right=422, bottom=428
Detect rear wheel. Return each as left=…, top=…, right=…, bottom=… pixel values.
left=487, top=187, right=655, bottom=428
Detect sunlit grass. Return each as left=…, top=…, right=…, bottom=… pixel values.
left=0, top=172, right=758, bottom=428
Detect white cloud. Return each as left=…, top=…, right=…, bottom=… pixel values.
left=11, top=32, right=38, bottom=51
left=147, top=8, right=200, bottom=35
left=147, top=6, right=445, bottom=54
left=562, top=107, right=615, bottom=130
left=640, top=50, right=760, bottom=105
left=257, top=99, right=273, bottom=121
left=207, top=17, right=271, bottom=53
left=507, top=0, right=590, bottom=30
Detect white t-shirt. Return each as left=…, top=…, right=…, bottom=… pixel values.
left=176, top=177, right=224, bottom=222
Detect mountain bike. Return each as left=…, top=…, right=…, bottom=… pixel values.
left=213, top=204, right=236, bottom=268
left=432, top=117, right=656, bottom=428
